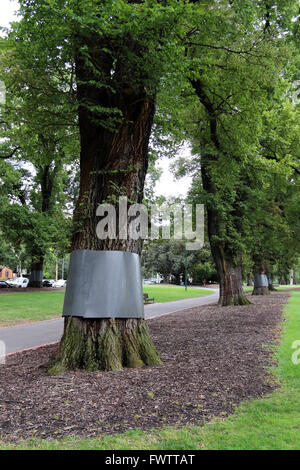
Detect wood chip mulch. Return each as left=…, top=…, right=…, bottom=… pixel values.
left=0, top=292, right=289, bottom=442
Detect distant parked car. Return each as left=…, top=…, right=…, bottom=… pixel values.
left=144, top=278, right=158, bottom=285
left=7, top=278, right=17, bottom=287
left=52, top=279, right=67, bottom=288
left=42, top=279, right=55, bottom=287
left=6, top=277, right=29, bottom=288
left=0, top=280, right=10, bottom=288
left=13, top=277, right=29, bottom=288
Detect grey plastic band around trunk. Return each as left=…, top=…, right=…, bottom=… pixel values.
left=63, top=250, right=144, bottom=319
left=254, top=273, right=269, bottom=288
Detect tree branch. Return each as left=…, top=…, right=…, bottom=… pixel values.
left=185, top=41, right=264, bottom=58
left=0, top=146, right=20, bottom=159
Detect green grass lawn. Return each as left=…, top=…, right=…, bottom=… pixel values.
left=0, top=286, right=213, bottom=327
left=2, top=290, right=300, bottom=450
left=143, top=285, right=214, bottom=303
left=0, top=290, right=65, bottom=327
left=275, top=284, right=300, bottom=290
left=243, top=284, right=300, bottom=293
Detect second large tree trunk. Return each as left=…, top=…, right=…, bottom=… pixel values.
left=191, top=78, right=250, bottom=307
left=49, top=33, right=162, bottom=374
left=28, top=256, right=43, bottom=288
left=252, top=272, right=270, bottom=295
left=212, top=245, right=250, bottom=306
left=252, top=259, right=270, bottom=295
left=200, top=155, right=250, bottom=306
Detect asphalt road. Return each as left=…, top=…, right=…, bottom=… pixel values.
left=0, top=289, right=219, bottom=356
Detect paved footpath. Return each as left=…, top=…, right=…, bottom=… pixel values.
left=0, top=289, right=219, bottom=356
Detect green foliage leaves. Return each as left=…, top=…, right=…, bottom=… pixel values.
left=142, top=238, right=217, bottom=284
left=1, top=0, right=300, bottom=283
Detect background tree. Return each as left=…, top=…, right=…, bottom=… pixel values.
left=168, top=0, right=300, bottom=305
left=0, top=29, right=79, bottom=286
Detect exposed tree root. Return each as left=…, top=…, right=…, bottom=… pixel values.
left=48, top=316, right=162, bottom=374
left=252, top=286, right=270, bottom=295
left=219, top=294, right=252, bottom=306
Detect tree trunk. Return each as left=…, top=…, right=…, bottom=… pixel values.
left=49, top=317, right=161, bottom=373
left=28, top=163, right=58, bottom=288
left=200, top=156, right=250, bottom=306
left=28, top=256, right=43, bottom=288
left=252, top=285, right=269, bottom=295
left=252, top=272, right=270, bottom=295
left=279, top=275, right=285, bottom=285
left=267, top=275, right=277, bottom=291
left=49, top=35, right=161, bottom=373
left=212, top=244, right=250, bottom=306
left=190, top=79, right=250, bottom=307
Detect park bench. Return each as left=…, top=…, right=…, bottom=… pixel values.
left=143, top=293, right=154, bottom=304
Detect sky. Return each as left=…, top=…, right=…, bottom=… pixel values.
left=0, top=0, right=19, bottom=30
left=154, top=147, right=192, bottom=199
left=0, top=0, right=192, bottom=199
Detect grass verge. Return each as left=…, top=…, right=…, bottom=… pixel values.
left=142, top=285, right=214, bottom=303
left=0, top=291, right=64, bottom=327
left=243, top=284, right=300, bottom=293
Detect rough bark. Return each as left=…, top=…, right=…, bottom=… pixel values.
left=49, top=33, right=161, bottom=373
left=212, top=244, right=251, bottom=306
left=48, top=317, right=161, bottom=374
left=252, top=286, right=270, bottom=295
left=267, top=275, right=277, bottom=292
left=190, top=79, right=250, bottom=307
left=28, top=162, right=58, bottom=288
left=201, top=155, right=250, bottom=306
left=28, top=256, right=44, bottom=288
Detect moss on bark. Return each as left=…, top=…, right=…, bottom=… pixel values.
left=48, top=316, right=162, bottom=374
left=252, top=286, right=270, bottom=295
left=219, top=293, right=252, bottom=306
left=235, top=295, right=252, bottom=306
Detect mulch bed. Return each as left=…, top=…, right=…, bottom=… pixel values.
left=0, top=292, right=289, bottom=442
